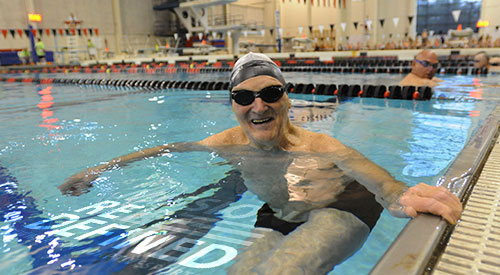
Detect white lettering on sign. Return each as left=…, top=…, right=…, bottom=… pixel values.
left=75, top=223, right=130, bottom=240
left=220, top=204, right=261, bottom=219
left=76, top=200, right=121, bottom=215
left=179, top=244, right=237, bottom=269
left=49, top=218, right=107, bottom=237
left=25, top=213, right=80, bottom=230
left=99, top=204, right=145, bottom=219
left=131, top=235, right=176, bottom=254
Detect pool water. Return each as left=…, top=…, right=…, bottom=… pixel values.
left=0, top=72, right=499, bottom=274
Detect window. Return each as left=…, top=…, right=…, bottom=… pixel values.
left=417, top=0, right=482, bottom=35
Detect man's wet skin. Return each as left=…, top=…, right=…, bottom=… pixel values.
left=211, top=146, right=366, bottom=222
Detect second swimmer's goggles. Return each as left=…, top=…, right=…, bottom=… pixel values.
left=231, top=86, right=284, bottom=106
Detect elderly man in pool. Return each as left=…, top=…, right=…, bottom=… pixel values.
left=399, top=49, right=443, bottom=87
left=60, top=53, right=462, bottom=274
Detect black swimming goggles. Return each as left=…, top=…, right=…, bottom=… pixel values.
left=414, top=59, right=440, bottom=69
left=231, top=86, right=285, bottom=106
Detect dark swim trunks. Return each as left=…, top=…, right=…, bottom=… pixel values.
left=255, top=180, right=384, bottom=235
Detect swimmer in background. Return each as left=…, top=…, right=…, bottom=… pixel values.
left=59, top=53, right=462, bottom=274
left=473, top=51, right=489, bottom=69
left=399, top=49, right=443, bottom=87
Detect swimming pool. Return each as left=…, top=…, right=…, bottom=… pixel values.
left=0, top=71, right=498, bottom=274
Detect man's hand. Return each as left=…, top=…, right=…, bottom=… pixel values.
left=58, top=169, right=101, bottom=196
left=398, top=183, right=463, bottom=224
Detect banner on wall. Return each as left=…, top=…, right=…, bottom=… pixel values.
left=330, top=24, right=334, bottom=31
left=452, top=10, right=461, bottom=22
left=298, top=26, right=303, bottom=34
left=24, top=29, right=30, bottom=38
left=52, top=29, right=57, bottom=36
left=17, top=29, right=23, bottom=38
left=38, top=29, right=43, bottom=37
left=1, top=29, right=7, bottom=38
left=392, top=17, right=399, bottom=27
left=95, top=29, right=99, bottom=36
left=340, top=22, right=346, bottom=32
left=10, top=29, right=15, bottom=38
left=408, top=16, right=414, bottom=24
left=365, top=19, right=372, bottom=30
left=318, top=25, right=324, bottom=35
left=45, top=29, right=50, bottom=36
left=308, top=26, right=313, bottom=33
left=353, top=22, right=358, bottom=30
left=379, top=19, right=385, bottom=27
left=83, top=29, right=88, bottom=36
left=270, top=28, right=274, bottom=36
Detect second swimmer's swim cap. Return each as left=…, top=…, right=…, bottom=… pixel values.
left=229, top=52, right=286, bottom=91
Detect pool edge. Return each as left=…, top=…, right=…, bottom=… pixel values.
left=370, top=101, right=500, bottom=275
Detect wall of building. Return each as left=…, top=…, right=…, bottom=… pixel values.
left=0, top=0, right=158, bottom=61
left=480, top=0, right=500, bottom=40
left=2, top=0, right=500, bottom=62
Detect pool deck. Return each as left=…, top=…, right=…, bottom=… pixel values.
left=433, top=132, right=500, bottom=274
left=371, top=101, right=500, bottom=274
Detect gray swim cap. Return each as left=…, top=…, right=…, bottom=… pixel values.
left=229, top=53, right=286, bottom=91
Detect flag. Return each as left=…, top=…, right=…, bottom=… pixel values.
left=380, top=19, right=385, bottom=27
left=452, top=10, right=461, bottom=22
left=353, top=22, right=358, bottom=30
left=393, top=17, right=399, bottom=27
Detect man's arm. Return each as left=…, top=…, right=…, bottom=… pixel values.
left=319, top=134, right=462, bottom=224
left=58, top=142, right=208, bottom=195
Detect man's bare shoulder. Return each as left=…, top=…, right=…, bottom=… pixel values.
left=298, top=129, right=345, bottom=152
left=399, top=73, right=438, bottom=87
left=198, top=126, right=248, bottom=146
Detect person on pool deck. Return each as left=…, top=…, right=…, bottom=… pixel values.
left=59, top=53, right=462, bottom=274
left=399, top=49, right=443, bottom=87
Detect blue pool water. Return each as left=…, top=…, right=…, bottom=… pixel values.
left=0, top=72, right=499, bottom=274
